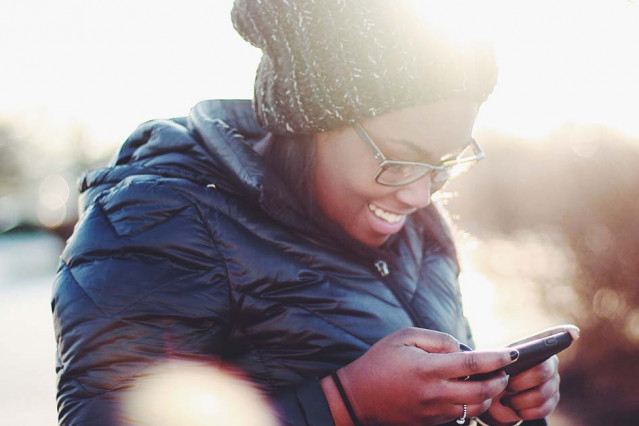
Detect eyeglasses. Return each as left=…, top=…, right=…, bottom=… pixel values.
left=353, top=123, right=485, bottom=191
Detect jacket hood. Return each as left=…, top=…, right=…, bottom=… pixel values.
left=79, top=100, right=331, bottom=250
left=80, top=100, right=277, bottom=209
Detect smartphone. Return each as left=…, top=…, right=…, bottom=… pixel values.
left=504, top=330, right=574, bottom=375
left=467, top=330, right=575, bottom=380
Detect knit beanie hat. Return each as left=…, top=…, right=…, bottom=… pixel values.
left=231, top=0, right=497, bottom=135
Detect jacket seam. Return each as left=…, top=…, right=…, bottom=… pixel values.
left=164, top=186, right=243, bottom=361
left=92, top=197, right=218, bottom=316
left=190, top=194, right=279, bottom=390
left=188, top=196, right=234, bottom=320
left=56, top=265, right=148, bottom=395
left=58, top=262, right=228, bottom=396
left=59, top=260, right=112, bottom=319
left=290, top=304, right=373, bottom=346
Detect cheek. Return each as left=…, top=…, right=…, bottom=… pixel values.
left=313, top=136, right=392, bottom=220
left=322, top=157, right=376, bottom=198
left=314, top=166, right=376, bottom=227
left=340, top=170, right=390, bottom=210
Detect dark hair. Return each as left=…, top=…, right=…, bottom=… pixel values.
left=262, top=133, right=317, bottom=218
left=262, top=133, right=458, bottom=263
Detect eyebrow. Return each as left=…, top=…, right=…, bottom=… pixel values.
left=388, top=138, right=431, bottom=156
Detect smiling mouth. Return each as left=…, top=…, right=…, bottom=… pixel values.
left=368, top=203, right=405, bottom=224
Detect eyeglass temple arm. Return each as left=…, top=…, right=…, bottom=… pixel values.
left=353, top=123, right=386, bottom=162
left=441, top=139, right=486, bottom=166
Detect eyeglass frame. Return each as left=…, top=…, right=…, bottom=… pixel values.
left=352, top=122, right=486, bottom=188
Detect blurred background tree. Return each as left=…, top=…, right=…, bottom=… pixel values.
left=0, top=124, right=21, bottom=191
left=0, top=122, right=29, bottom=232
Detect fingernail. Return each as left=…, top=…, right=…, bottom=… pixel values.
left=510, top=349, right=520, bottom=361
left=460, top=343, right=472, bottom=352
left=571, top=325, right=581, bottom=339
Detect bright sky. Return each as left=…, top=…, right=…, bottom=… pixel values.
left=1, top=0, right=638, bottom=157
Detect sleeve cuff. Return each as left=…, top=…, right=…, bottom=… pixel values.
left=272, top=378, right=335, bottom=426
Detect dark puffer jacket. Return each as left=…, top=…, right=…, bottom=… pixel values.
left=52, top=100, right=477, bottom=425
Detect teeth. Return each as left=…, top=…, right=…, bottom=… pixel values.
left=368, top=203, right=404, bottom=224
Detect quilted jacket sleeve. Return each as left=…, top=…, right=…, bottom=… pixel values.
left=52, top=178, right=232, bottom=425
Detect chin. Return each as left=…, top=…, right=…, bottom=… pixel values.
left=355, top=232, right=391, bottom=248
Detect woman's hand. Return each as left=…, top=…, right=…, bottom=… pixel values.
left=321, top=327, right=519, bottom=425
left=482, top=355, right=561, bottom=425
left=481, top=324, right=579, bottom=425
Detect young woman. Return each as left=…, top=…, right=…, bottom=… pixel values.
left=52, top=1, right=569, bottom=425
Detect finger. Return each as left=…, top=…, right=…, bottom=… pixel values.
left=466, top=401, right=493, bottom=420
left=507, top=324, right=580, bottom=346
left=503, top=375, right=560, bottom=412
left=444, top=372, right=509, bottom=404
left=482, top=396, right=522, bottom=425
left=508, top=356, right=558, bottom=393
left=438, top=348, right=520, bottom=378
left=396, top=327, right=462, bottom=354
left=516, top=392, right=561, bottom=420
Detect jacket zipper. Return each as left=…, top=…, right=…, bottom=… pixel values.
left=374, top=260, right=389, bottom=277
left=374, top=259, right=425, bottom=328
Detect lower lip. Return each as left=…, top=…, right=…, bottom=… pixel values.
left=366, top=207, right=406, bottom=236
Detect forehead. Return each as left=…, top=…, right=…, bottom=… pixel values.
left=361, top=99, right=479, bottom=156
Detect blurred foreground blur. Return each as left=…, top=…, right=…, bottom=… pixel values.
left=122, top=360, right=277, bottom=425
left=1, top=120, right=638, bottom=425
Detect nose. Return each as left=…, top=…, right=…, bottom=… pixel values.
left=394, top=175, right=432, bottom=209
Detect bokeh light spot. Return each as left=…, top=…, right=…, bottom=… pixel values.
left=584, top=225, right=613, bottom=254
left=37, top=175, right=70, bottom=228
left=122, top=360, right=277, bottom=426
left=38, top=175, right=70, bottom=204
left=36, top=203, right=66, bottom=228
left=571, top=139, right=600, bottom=158
left=592, top=287, right=623, bottom=319
left=624, top=309, right=639, bottom=345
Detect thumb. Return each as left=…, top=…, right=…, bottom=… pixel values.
left=393, top=327, right=462, bottom=354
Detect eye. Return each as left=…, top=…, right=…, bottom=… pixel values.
left=385, top=164, right=416, bottom=178
left=378, top=139, right=425, bottom=163
left=384, top=148, right=416, bottom=163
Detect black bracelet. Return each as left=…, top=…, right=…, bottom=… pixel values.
left=331, top=372, right=363, bottom=426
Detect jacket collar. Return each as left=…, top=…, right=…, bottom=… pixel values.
left=188, top=100, right=268, bottom=200
left=189, top=99, right=309, bottom=217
